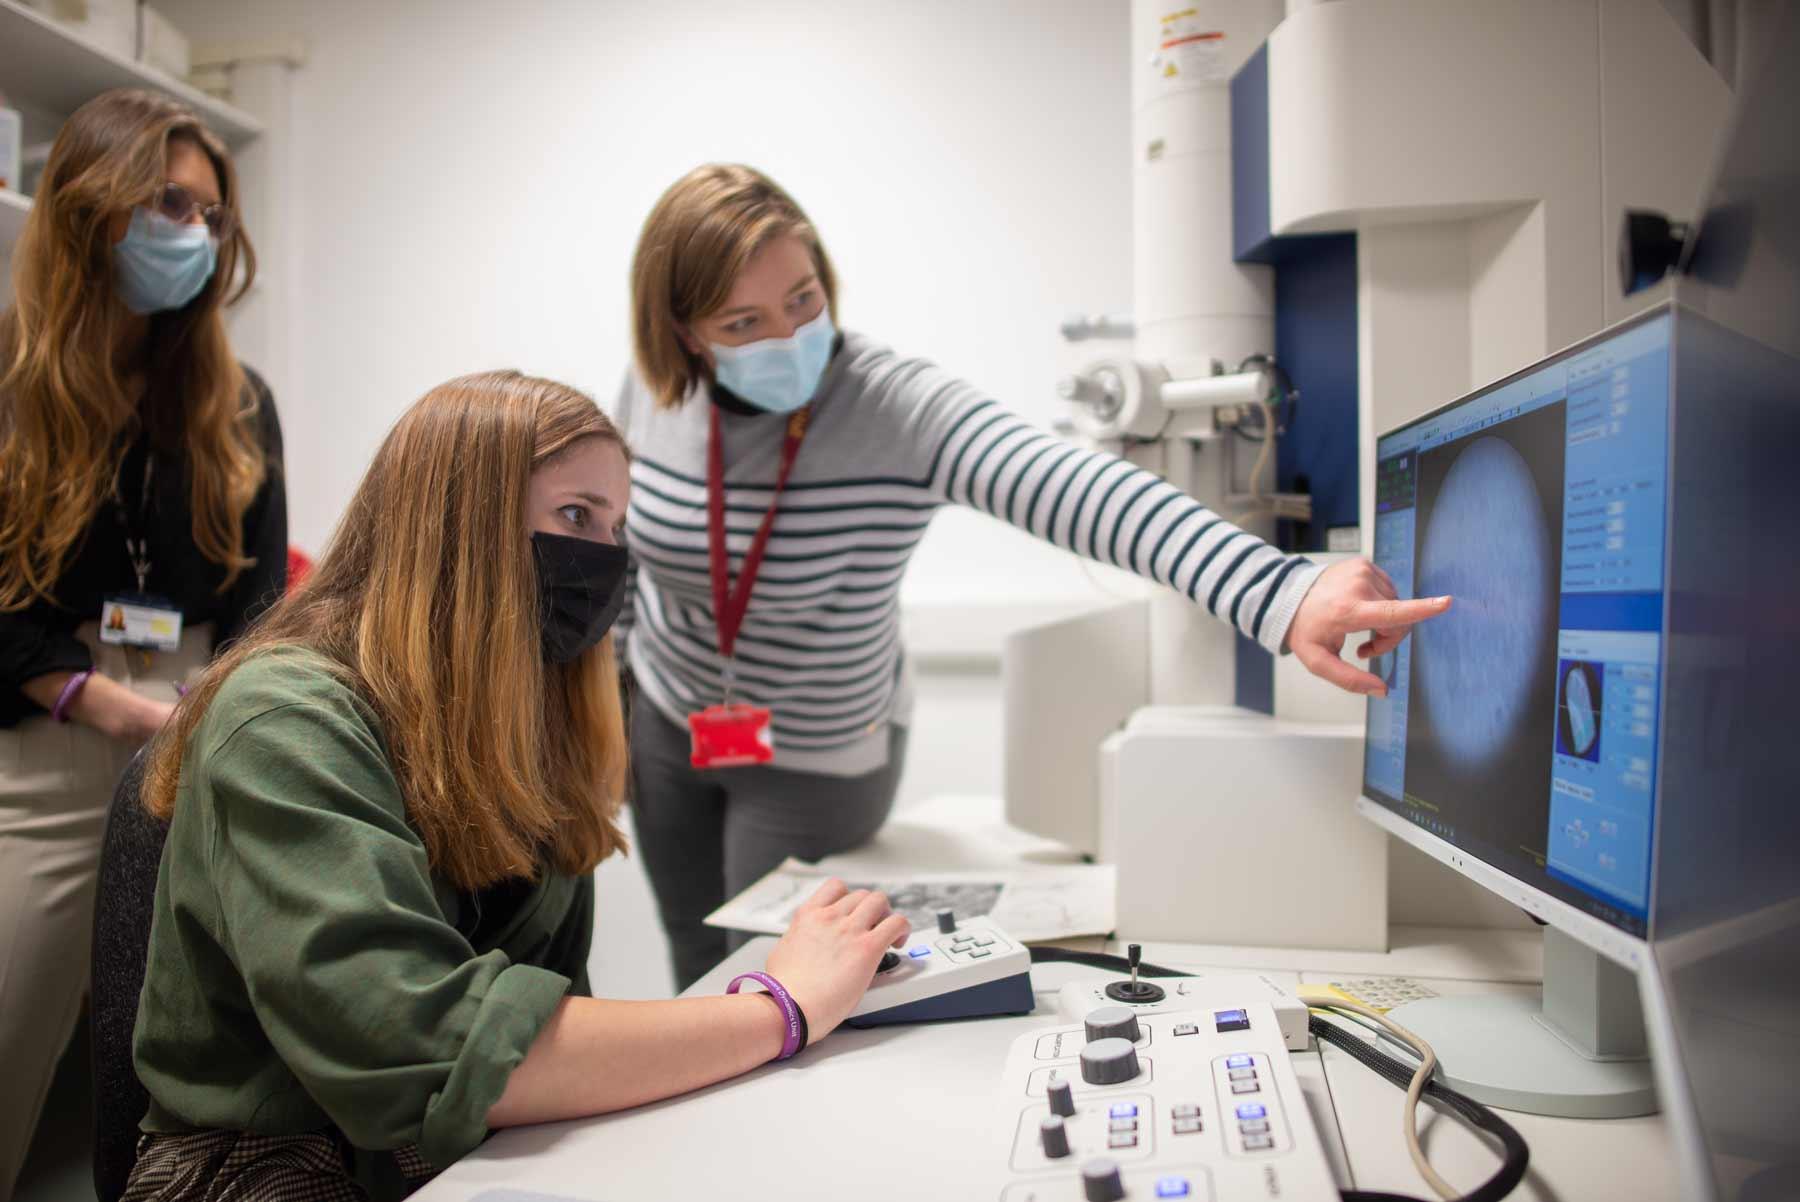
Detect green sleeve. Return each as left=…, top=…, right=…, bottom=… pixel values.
left=203, top=697, right=570, bottom=1169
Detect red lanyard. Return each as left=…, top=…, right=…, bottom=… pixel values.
left=708, top=404, right=810, bottom=680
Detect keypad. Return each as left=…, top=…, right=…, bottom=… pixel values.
left=1326, top=976, right=1438, bottom=1014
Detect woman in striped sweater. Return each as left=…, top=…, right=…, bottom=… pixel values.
left=618, top=164, right=1450, bottom=988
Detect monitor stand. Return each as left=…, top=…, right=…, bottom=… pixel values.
left=1380, top=927, right=1659, bottom=1118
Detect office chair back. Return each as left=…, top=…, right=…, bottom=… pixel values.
left=89, top=751, right=165, bottom=1202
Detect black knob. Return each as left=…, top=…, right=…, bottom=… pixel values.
left=1080, top=1037, right=1140, bottom=1086
left=1082, top=1157, right=1127, bottom=1201
left=1104, top=980, right=1166, bottom=1004
left=936, top=909, right=956, bottom=934
left=1084, top=1005, right=1142, bottom=1044
left=1040, top=1114, right=1071, bottom=1159
left=1048, top=1076, right=1076, bottom=1118
left=876, top=951, right=900, bottom=974
left=1620, top=209, right=1690, bottom=296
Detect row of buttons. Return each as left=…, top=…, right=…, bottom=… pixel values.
left=1236, top=1102, right=1274, bottom=1150
left=1171, top=1102, right=1202, bottom=1135
left=1107, top=1102, right=1139, bottom=1148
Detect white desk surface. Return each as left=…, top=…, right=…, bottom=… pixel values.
left=415, top=798, right=1677, bottom=1202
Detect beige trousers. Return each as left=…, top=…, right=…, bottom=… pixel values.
left=0, top=624, right=211, bottom=1202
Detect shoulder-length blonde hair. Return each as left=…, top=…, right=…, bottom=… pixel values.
left=145, top=371, right=631, bottom=889
left=0, top=88, right=264, bottom=612
left=630, top=163, right=839, bottom=408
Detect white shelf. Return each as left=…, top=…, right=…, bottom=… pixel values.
left=0, top=189, right=28, bottom=249
left=0, top=0, right=263, bottom=147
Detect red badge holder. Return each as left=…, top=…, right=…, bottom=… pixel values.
left=689, top=703, right=775, bottom=769
left=688, top=405, right=810, bottom=772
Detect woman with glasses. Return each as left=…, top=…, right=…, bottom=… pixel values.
left=0, top=88, right=284, bottom=1196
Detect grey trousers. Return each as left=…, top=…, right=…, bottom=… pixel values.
left=0, top=625, right=210, bottom=1201
left=628, top=700, right=908, bottom=992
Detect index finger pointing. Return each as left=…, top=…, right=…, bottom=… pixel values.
left=1346, top=595, right=1451, bottom=631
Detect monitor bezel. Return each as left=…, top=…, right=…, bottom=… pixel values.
left=1357, top=300, right=1676, bottom=973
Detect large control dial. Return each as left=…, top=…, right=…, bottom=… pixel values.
left=1079, top=1036, right=1140, bottom=1086
left=1083, top=1005, right=1142, bottom=1044
left=1081, top=1157, right=1126, bottom=1201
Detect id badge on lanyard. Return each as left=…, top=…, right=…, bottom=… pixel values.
left=688, top=405, right=809, bottom=770
left=101, top=456, right=183, bottom=653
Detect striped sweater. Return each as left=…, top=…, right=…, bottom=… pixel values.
left=611, top=330, right=1323, bottom=776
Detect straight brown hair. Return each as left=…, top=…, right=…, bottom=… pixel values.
left=630, top=164, right=838, bottom=408
left=0, top=88, right=262, bottom=611
left=144, top=371, right=631, bottom=889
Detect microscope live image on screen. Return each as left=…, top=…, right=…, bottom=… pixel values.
left=1403, top=399, right=1566, bottom=867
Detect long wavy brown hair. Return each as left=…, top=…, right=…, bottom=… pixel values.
left=0, top=88, right=262, bottom=612
left=144, top=371, right=632, bottom=889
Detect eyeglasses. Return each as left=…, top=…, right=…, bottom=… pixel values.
left=152, top=180, right=236, bottom=240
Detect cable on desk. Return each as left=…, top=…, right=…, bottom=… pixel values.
left=1310, top=1013, right=1529, bottom=1202
left=1026, top=947, right=1190, bottom=977
left=1299, top=986, right=1449, bottom=1197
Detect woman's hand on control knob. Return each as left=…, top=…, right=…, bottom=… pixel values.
left=765, top=878, right=909, bottom=1043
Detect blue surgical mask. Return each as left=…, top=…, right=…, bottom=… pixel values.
left=114, top=206, right=217, bottom=315
left=708, top=308, right=836, bottom=414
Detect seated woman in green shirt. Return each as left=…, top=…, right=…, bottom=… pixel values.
left=123, top=370, right=909, bottom=1200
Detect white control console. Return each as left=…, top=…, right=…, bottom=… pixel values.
left=845, top=914, right=1035, bottom=1027
left=1056, top=974, right=1310, bottom=1051
left=997, top=1002, right=1337, bottom=1201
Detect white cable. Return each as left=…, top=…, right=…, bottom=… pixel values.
left=1297, top=986, right=1459, bottom=1202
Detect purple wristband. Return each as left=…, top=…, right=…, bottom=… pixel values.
left=52, top=670, right=93, bottom=724
left=726, top=971, right=806, bottom=1060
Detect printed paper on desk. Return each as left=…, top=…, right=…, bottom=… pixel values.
left=704, top=857, right=1116, bottom=942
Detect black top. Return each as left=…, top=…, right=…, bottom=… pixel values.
left=0, top=365, right=287, bottom=727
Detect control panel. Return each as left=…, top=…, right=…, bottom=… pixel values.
left=997, top=1002, right=1337, bottom=1200
left=1056, top=974, right=1310, bottom=1051
left=845, top=910, right=1036, bottom=1028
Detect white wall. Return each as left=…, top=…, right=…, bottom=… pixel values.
left=157, top=0, right=1137, bottom=617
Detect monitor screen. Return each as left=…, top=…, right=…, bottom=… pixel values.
left=1363, top=310, right=1672, bottom=937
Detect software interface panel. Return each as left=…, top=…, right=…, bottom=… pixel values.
left=1364, top=313, right=1671, bottom=935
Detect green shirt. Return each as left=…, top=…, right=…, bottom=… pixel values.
left=133, top=646, right=591, bottom=1188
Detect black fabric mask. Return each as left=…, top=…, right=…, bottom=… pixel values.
left=531, top=532, right=629, bottom=665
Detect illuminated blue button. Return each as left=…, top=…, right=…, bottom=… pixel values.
left=1155, top=1179, right=1191, bottom=1198
left=1214, top=1008, right=1251, bottom=1032
left=908, top=946, right=931, bottom=958
left=1235, top=1102, right=1267, bottom=1120
left=1226, top=1053, right=1253, bottom=1069
left=1109, top=1102, right=1138, bottom=1119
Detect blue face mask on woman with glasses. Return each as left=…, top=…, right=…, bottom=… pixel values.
left=113, top=182, right=232, bottom=315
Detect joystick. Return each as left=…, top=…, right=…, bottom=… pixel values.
left=1103, top=943, right=1166, bottom=1004
left=936, top=909, right=956, bottom=934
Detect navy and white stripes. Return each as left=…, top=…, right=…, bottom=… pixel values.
left=612, top=331, right=1319, bottom=776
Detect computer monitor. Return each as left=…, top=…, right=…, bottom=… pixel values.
left=1358, top=305, right=1676, bottom=1118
